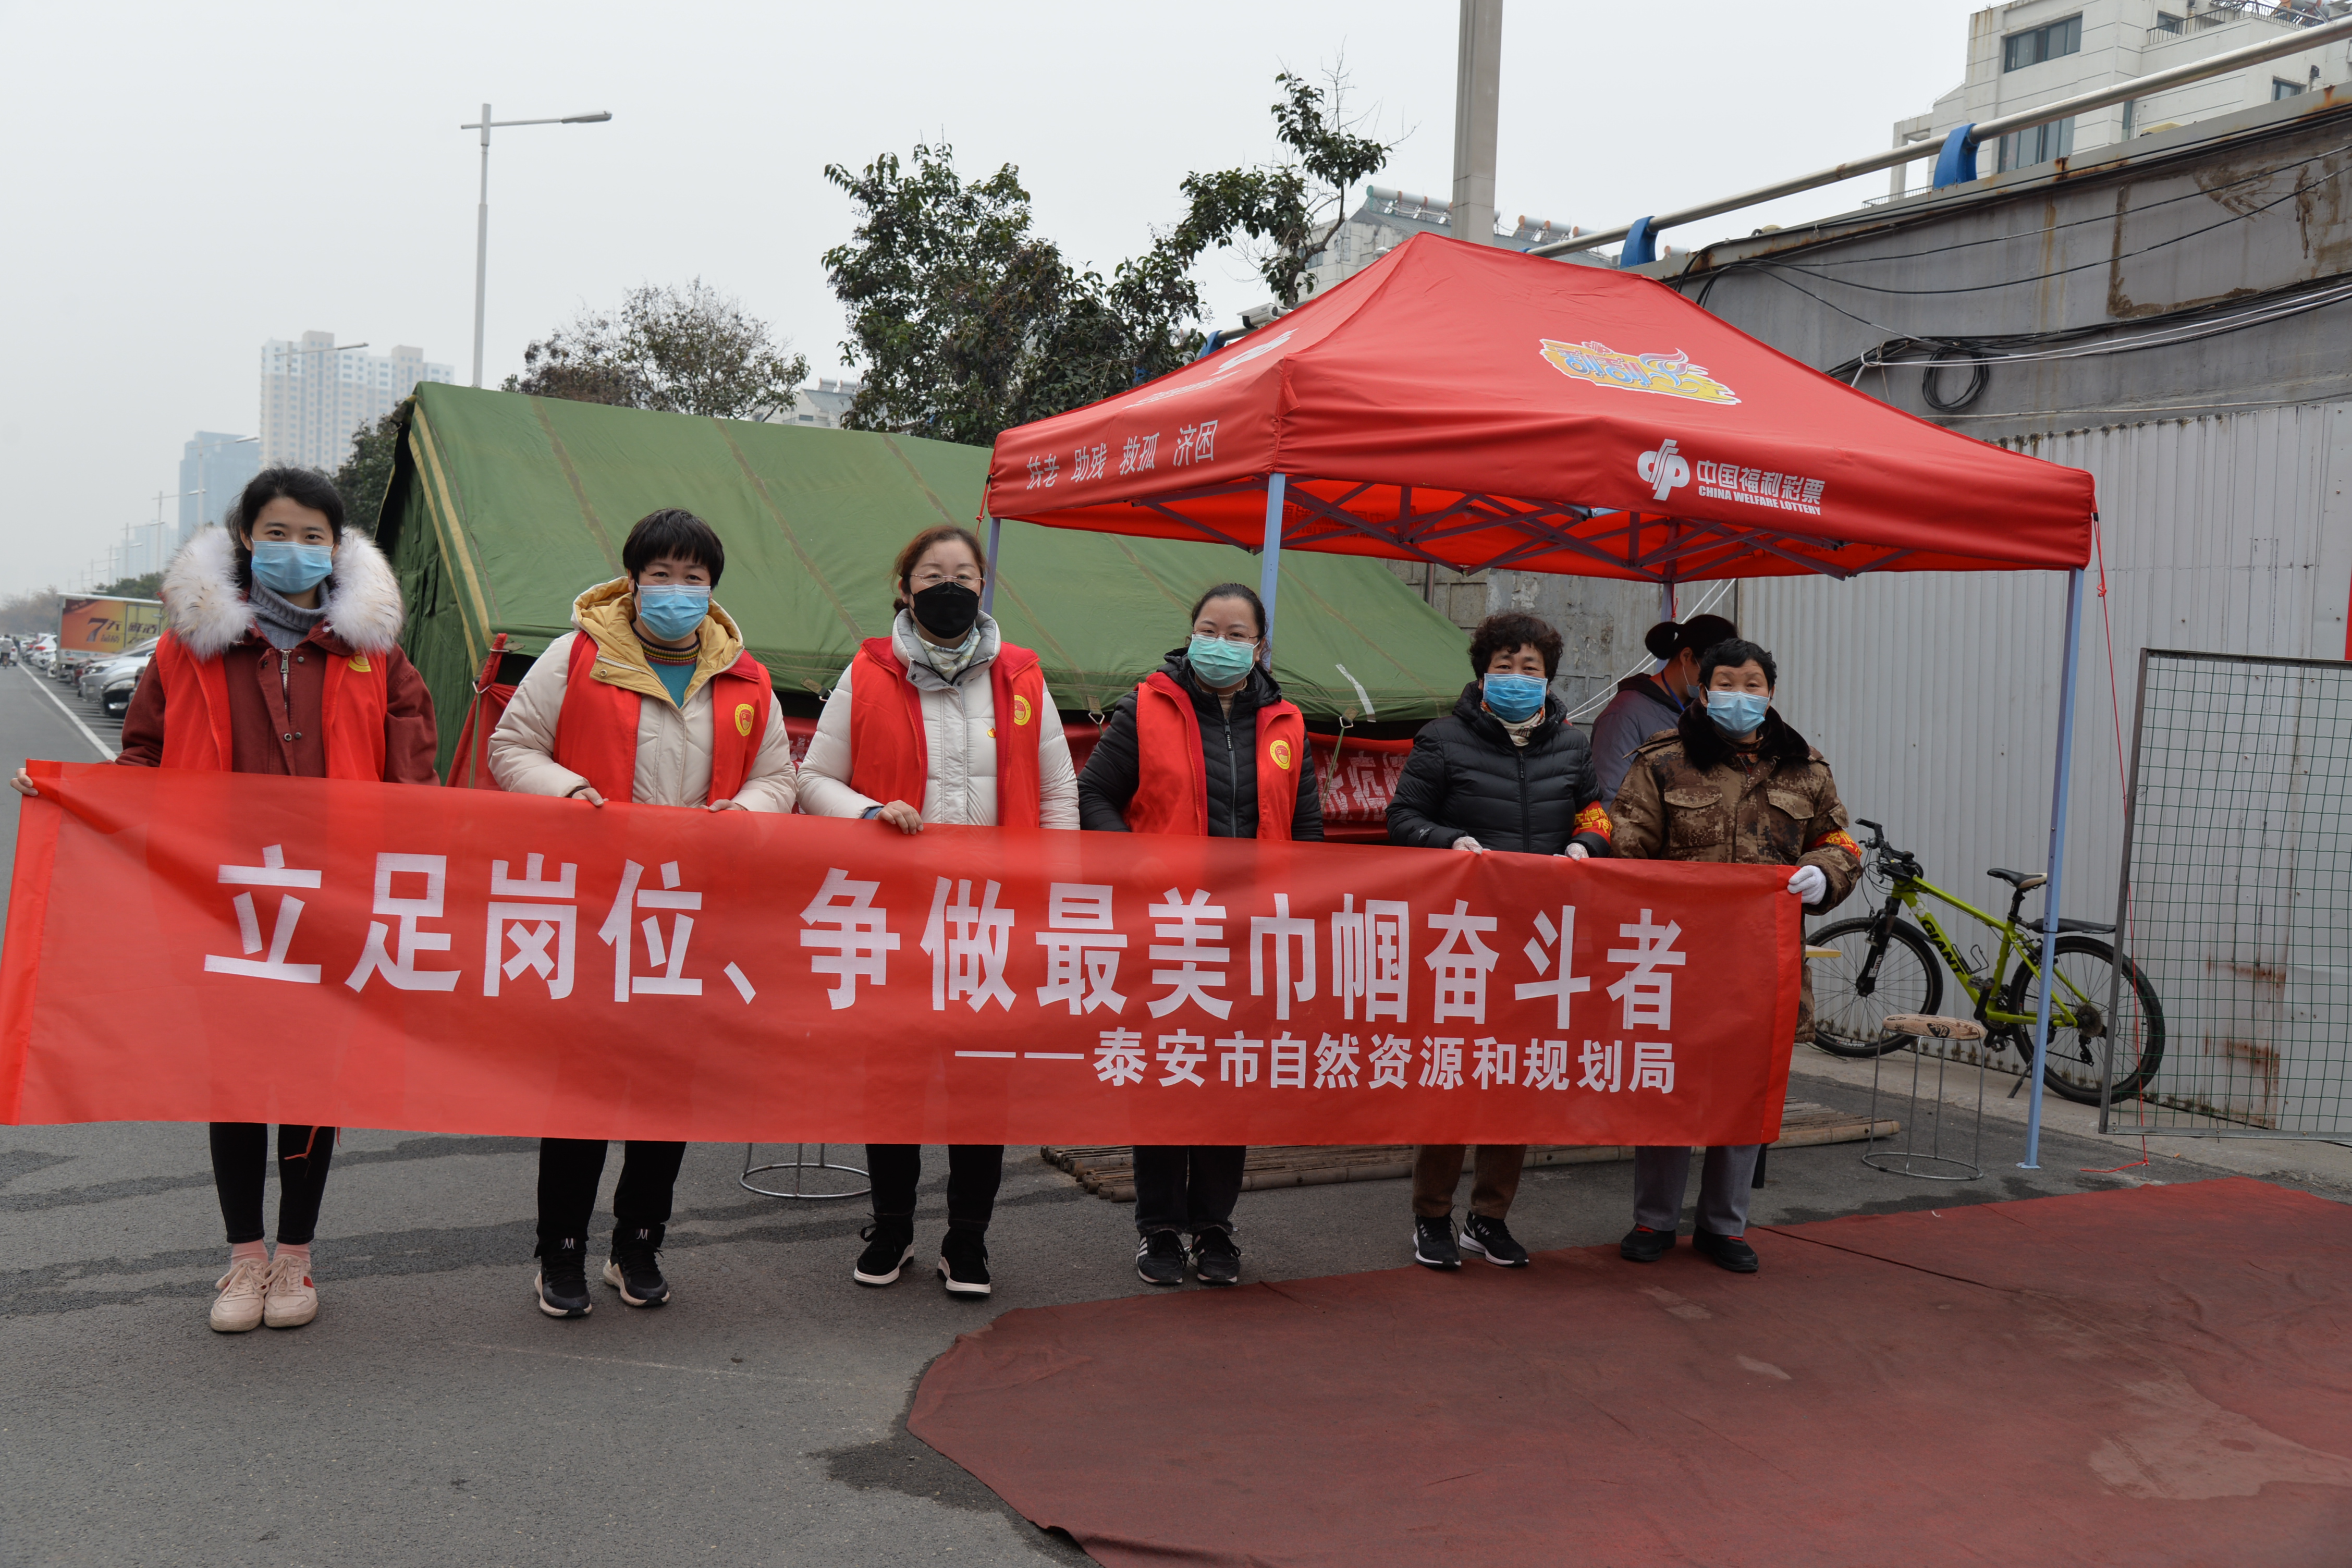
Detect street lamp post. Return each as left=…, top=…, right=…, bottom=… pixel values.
left=461, top=105, right=613, bottom=388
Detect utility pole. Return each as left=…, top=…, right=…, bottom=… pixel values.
left=1452, top=0, right=1503, bottom=246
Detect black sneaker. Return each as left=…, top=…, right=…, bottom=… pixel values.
left=534, top=1236, right=592, bottom=1319
left=1693, top=1229, right=1760, bottom=1273
left=602, top=1223, right=670, bottom=1307
left=1191, top=1228, right=1241, bottom=1287
left=937, top=1228, right=991, bottom=1297
left=1136, top=1230, right=1187, bottom=1286
left=1413, top=1215, right=1462, bottom=1270
left=854, top=1217, right=915, bottom=1287
left=1619, top=1225, right=1676, bottom=1264
left=1459, top=1214, right=1529, bottom=1268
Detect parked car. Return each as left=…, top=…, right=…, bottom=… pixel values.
left=99, top=655, right=150, bottom=719
left=26, top=635, right=56, bottom=672
left=79, top=638, right=156, bottom=702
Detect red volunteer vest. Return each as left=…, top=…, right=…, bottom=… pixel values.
left=548, top=632, right=774, bottom=805
left=846, top=638, right=1045, bottom=828
left=153, top=630, right=389, bottom=780
left=1123, top=671, right=1304, bottom=840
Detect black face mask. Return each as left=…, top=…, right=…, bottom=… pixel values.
left=910, top=580, right=981, bottom=641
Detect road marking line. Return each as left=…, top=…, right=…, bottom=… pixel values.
left=18, top=666, right=118, bottom=761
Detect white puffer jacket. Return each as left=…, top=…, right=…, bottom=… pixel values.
left=798, top=611, right=1079, bottom=827
left=487, top=579, right=798, bottom=812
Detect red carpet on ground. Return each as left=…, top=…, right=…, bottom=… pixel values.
left=909, top=1179, right=2352, bottom=1566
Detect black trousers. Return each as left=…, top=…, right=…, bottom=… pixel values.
left=536, top=1138, right=685, bottom=1250
left=1132, top=1145, right=1246, bottom=1236
left=210, top=1122, right=336, bottom=1246
left=866, top=1144, right=1003, bottom=1231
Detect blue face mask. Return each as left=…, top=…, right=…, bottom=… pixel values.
left=1187, top=633, right=1258, bottom=687
left=1481, top=672, right=1549, bottom=724
left=1706, top=690, right=1770, bottom=737
left=250, top=540, right=334, bottom=596
left=636, top=583, right=709, bottom=642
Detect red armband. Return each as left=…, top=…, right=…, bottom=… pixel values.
left=1810, top=829, right=1861, bottom=861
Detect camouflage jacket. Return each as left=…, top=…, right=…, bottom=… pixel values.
left=1609, top=705, right=1863, bottom=1043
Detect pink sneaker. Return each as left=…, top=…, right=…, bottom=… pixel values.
left=210, top=1258, right=268, bottom=1332
left=262, top=1253, right=318, bottom=1328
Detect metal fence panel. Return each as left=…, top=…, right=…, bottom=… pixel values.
left=2110, top=649, right=2352, bottom=1136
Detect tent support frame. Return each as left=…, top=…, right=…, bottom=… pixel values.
left=2020, top=566, right=2086, bottom=1170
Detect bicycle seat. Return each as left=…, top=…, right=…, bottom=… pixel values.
left=1987, top=867, right=2047, bottom=891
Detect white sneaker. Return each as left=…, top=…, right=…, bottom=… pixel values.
left=262, top=1253, right=318, bottom=1329
left=210, top=1257, right=268, bottom=1332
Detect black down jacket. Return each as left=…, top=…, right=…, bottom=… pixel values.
left=1387, top=683, right=1612, bottom=856
left=1077, top=649, right=1325, bottom=840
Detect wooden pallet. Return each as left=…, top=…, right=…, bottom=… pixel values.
left=1040, top=1104, right=1897, bottom=1203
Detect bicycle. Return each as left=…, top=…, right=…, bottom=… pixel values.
left=1806, top=819, right=2164, bottom=1106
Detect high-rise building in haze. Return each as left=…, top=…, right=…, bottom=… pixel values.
left=180, top=431, right=260, bottom=536
left=259, top=332, right=451, bottom=472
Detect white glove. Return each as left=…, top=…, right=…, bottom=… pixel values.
left=1452, top=836, right=1484, bottom=853
left=1563, top=843, right=1589, bottom=860
left=1787, top=864, right=1828, bottom=905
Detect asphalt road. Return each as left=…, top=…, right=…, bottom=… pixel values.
left=0, top=665, right=2336, bottom=1567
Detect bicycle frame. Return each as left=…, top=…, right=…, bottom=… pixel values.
left=1869, top=873, right=2101, bottom=1035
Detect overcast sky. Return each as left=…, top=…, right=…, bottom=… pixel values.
left=0, top=0, right=1985, bottom=597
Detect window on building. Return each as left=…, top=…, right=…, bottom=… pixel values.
left=2274, top=78, right=2306, bottom=101
left=1997, top=116, right=2076, bottom=172
left=2003, top=15, right=2082, bottom=71
left=2154, top=11, right=2182, bottom=33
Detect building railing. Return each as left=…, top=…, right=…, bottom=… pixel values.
left=2155, top=2, right=2337, bottom=40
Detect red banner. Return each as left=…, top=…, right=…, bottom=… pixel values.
left=0, top=764, right=1802, bottom=1145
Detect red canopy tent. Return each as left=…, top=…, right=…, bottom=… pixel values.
left=981, top=231, right=2100, bottom=1165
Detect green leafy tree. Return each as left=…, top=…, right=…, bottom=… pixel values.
left=821, top=70, right=1392, bottom=445
left=333, top=401, right=409, bottom=535
left=1167, top=70, right=1395, bottom=309
left=504, top=280, right=810, bottom=421
left=94, top=573, right=165, bottom=599
left=822, top=144, right=1203, bottom=445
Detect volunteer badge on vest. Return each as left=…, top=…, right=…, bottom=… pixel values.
left=1013, top=694, right=1033, bottom=726
left=734, top=702, right=755, bottom=738
left=347, top=654, right=371, bottom=672
left=1270, top=738, right=1293, bottom=770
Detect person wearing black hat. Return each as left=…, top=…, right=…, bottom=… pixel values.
left=1588, top=614, right=1738, bottom=802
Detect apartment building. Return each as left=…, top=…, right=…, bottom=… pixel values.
left=259, top=332, right=451, bottom=471
left=1892, top=0, right=2347, bottom=192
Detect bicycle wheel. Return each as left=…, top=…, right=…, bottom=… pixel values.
left=2002, top=935, right=2166, bottom=1105
left=1806, top=916, right=1943, bottom=1058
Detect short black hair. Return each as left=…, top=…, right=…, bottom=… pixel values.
left=233, top=466, right=346, bottom=543
left=1190, top=582, right=1266, bottom=638
left=230, top=467, right=347, bottom=591
left=1699, top=636, right=1777, bottom=690
left=1468, top=611, right=1564, bottom=679
left=622, top=508, right=725, bottom=587
left=1643, top=613, right=1738, bottom=661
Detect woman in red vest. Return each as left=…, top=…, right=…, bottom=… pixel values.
left=14, top=466, right=439, bottom=1334
left=488, top=509, right=799, bottom=1319
left=1075, top=583, right=1324, bottom=1288
left=800, top=523, right=1079, bottom=1298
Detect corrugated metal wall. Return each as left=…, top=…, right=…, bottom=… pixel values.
left=1744, top=402, right=2352, bottom=953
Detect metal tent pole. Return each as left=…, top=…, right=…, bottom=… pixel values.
left=2021, top=567, right=2086, bottom=1170
left=1258, top=474, right=1288, bottom=660
left=981, top=513, right=1001, bottom=615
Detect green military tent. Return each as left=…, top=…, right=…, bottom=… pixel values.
left=379, top=383, right=1469, bottom=777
